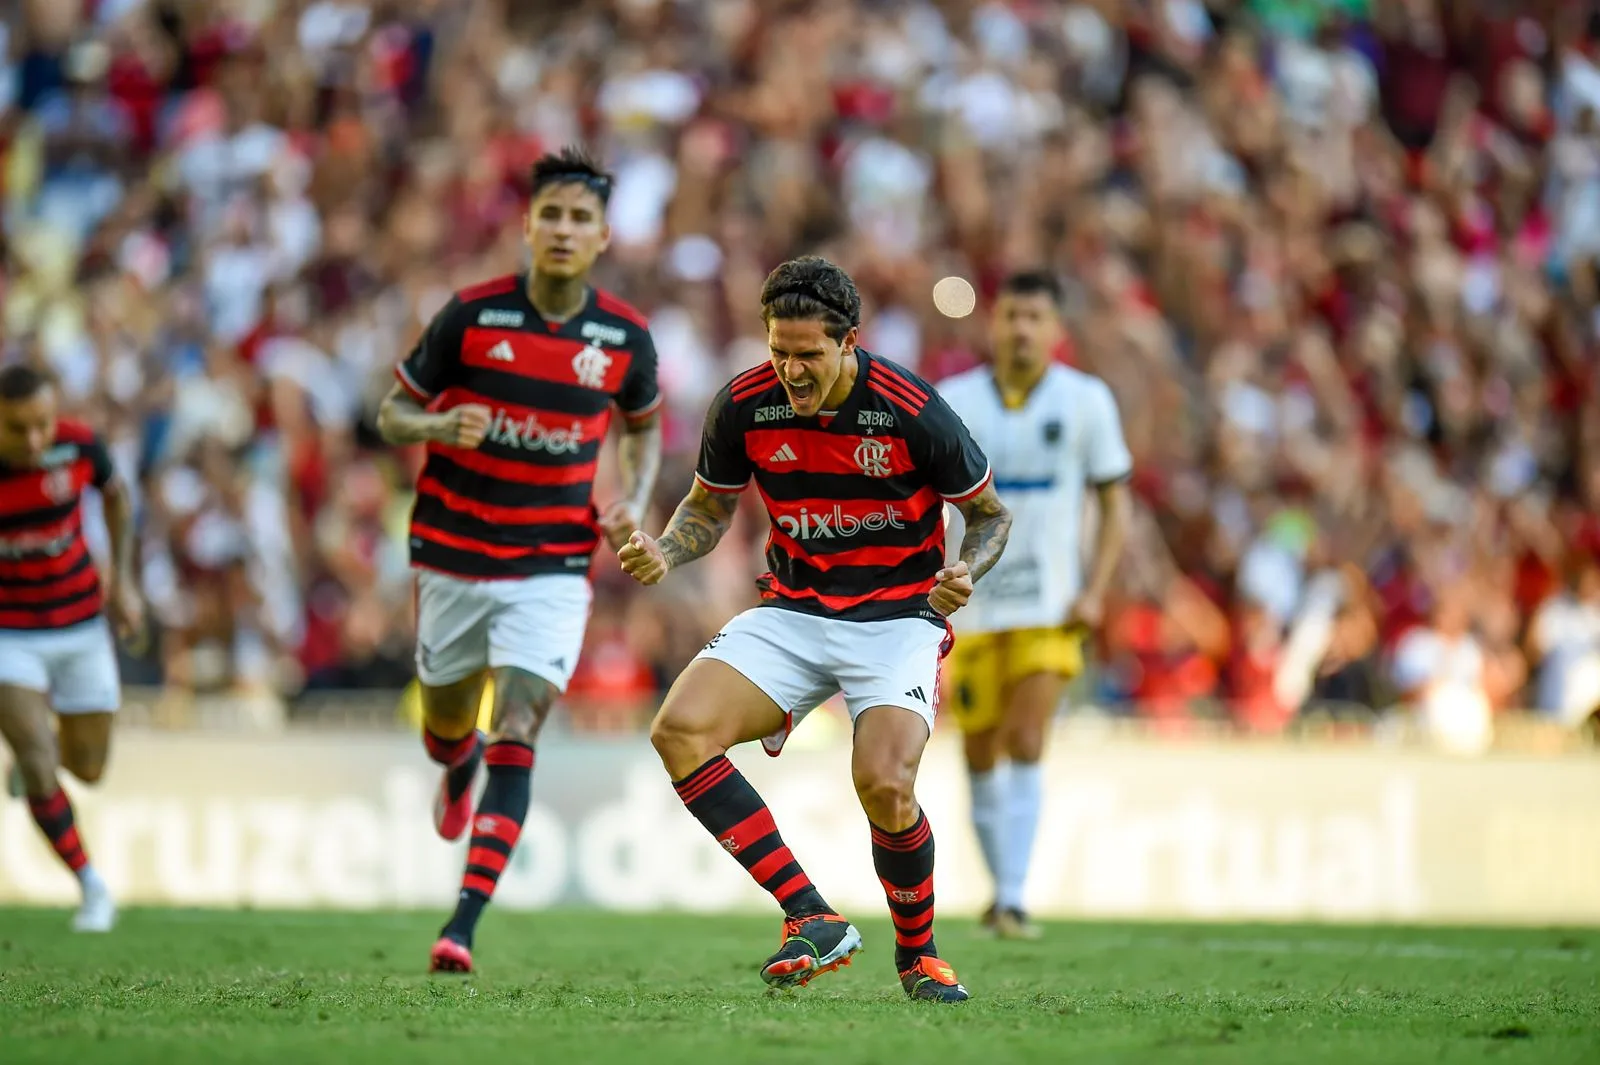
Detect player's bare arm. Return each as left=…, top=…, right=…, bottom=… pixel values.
left=1067, top=479, right=1131, bottom=631
left=100, top=471, right=145, bottom=649
left=932, top=485, right=1011, bottom=616
left=375, top=382, right=491, bottom=449
left=598, top=412, right=663, bottom=550
left=618, top=481, right=739, bottom=585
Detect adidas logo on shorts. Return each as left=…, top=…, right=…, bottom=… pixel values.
left=769, top=443, right=798, bottom=463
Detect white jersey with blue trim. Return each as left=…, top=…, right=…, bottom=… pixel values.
left=938, top=362, right=1133, bottom=635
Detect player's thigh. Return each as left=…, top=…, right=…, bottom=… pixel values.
left=419, top=672, right=489, bottom=736
left=43, top=618, right=122, bottom=716
left=485, top=574, right=592, bottom=696
left=0, top=682, right=57, bottom=773
left=942, top=630, right=1005, bottom=737
left=414, top=569, right=493, bottom=690
left=832, top=617, right=947, bottom=744
left=56, top=712, right=114, bottom=784
left=653, top=658, right=789, bottom=755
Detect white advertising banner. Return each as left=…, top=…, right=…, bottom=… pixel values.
left=2, top=730, right=1597, bottom=924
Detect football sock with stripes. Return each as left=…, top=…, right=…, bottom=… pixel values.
left=28, top=787, right=90, bottom=876
left=441, top=740, right=532, bottom=946
left=998, top=761, right=1043, bottom=912
left=673, top=755, right=831, bottom=919
left=871, top=809, right=939, bottom=972
left=423, top=727, right=484, bottom=801
left=967, top=767, right=1003, bottom=900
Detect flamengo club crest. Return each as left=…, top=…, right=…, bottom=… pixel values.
left=572, top=343, right=611, bottom=389
left=41, top=468, right=75, bottom=502
left=854, top=438, right=892, bottom=478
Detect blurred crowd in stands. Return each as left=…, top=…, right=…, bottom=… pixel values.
left=4, top=0, right=1600, bottom=745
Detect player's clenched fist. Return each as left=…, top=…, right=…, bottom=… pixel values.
left=440, top=404, right=493, bottom=449
left=618, top=530, right=669, bottom=585
left=929, top=560, right=973, bottom=616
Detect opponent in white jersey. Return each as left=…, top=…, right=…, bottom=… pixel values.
left=937, top=271, right=1132, bottom=938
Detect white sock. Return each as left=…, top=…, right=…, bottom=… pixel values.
left=78, top=864, right=107, bottom=896
left=997, top=761, right=1043, bottom=912
left=968, top=767, right=1004, bottom=898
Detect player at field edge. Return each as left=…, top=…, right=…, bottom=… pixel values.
left=936, top=271, right=1133, bottom=940
left=377, top=149, right=663, bottom=974
left=0, top=365, right=147, bottom=933
left=619, top=256, right=1012, bottom=1003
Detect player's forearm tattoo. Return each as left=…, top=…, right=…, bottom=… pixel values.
left=955, top=485, right=1011, bottom=583
left=102, top=477, right=137, bottom=583
left=658, top=484, right=740, bottom=570
left=618, top=418, right=663, bottom=515
left=376, top=383, right=443, bottom=445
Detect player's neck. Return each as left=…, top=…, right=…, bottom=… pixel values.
left=527, top=273, right=589, bottom=323
left=821, top=349, right=861, bottom=410
left=993, top=360, right=1047, bottom=406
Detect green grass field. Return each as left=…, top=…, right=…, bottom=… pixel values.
left=1, top=909, right=1595, bottom=1064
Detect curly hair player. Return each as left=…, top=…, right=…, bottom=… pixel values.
left=619, top=256, right=1012, bottom=1003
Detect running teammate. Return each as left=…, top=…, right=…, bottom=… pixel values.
left=0, top=365, right=145, bottom=932
left=619, top=257, right=1011, bottom=1003
left=937, top=270, right=1132, bottom=939
left=377, top=149, right=662, bottom=973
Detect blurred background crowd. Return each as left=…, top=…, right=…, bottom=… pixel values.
left=4, top=0, right=1600, bottom=746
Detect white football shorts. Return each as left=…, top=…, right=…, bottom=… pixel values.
left=414, top=570, right=592, bottom=692
left=0, top=617, right=121, bottom=714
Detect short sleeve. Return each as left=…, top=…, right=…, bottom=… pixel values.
left=616, top=329, right=662, bottom=425
left=693, top=388, right=751, bottom=494
left=395, top=297, right=463, bottom=402
left=1084, top=379, right=1134, bottom=485
left=915, top=391, right=992, bottom=502
left=84, top=437, right=115, bottom=489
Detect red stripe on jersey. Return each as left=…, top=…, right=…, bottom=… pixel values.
left=0, top=537, right=89, bottom=582
left=757, top=484, right=943, bottom=526
left=416, top=475, right=596, bottom=528
left=2, top=562, right=98, bottom=604
left=441, top=387, right=614, bottom=443
left=732, top=362, right=777, bottom=389
left=945, top=466, right=993, bottom=503
left=758, top=572, right=935, bottom=612
left=394, top=364, right=431, bottom=402
left=0, top=461, right=90, bottom=519
left=459, top=328, right=634, bottom=393
left=0, top=596, right=102, bottom=630
left=411, top=522, right=598, bottom=560
left=457, top=274, right=519, bottom=302
left=867, top=364, right=928, bottom=404
left=867, top=377, right=925, bottom=417
left=731, top=368, right=779, bottom=401
left=594, top=289, right=650, bottom=329
left=693, top=472, right=748, bottom=495
left=428, top=445, right=600, bottom=486
left=744, top=428, right=914, bottom=479
left=767, top=519, right=945, bottom=571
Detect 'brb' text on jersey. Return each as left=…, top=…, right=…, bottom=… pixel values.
left=695, top=350, right=992, bottom=625
left=937, top=363, right=1133, bottom=634
left=0, top=421, right=115, bottom=630
left=395, top=274, right=662, bottom=580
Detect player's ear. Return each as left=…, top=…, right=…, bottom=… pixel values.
left=597, top=221, right=612, bottom=254
left=839, top=325, right=860, bottom=356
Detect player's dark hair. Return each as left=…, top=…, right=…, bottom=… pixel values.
left=530, top=146, right=614, bottom=206
left=0, top=365, right=49, bottom=401
left=760, top=256, right=862, bottom=342
left=999, top=269, right=1064, bottom=309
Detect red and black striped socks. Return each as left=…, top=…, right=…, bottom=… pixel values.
left=673, top=755, right=831, bottom=918
left=423, top=727, right=483, bottom=802
left=28, top=788, right=89, bottom=875
left=442, top=739, right=532, bottom=945
left=871, top=809, right=938, bottom=972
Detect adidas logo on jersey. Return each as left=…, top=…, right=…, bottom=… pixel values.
left=486, top=340, right=515, bottom=362
left=769, top=443, right=798, bottom=463
left=904, top=687, right=927, bottom=704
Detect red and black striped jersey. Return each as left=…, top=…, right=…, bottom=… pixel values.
left=394, top=274, right=661, bottom=580
left=0, top=421, right=114, bottom=630
left=695, top=351, right=992, bottom=625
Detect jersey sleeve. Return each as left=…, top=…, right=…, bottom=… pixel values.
left=1084, top=379, right=1134, bottom=485
left=84, top=436, right=115, bottom=489
left=395, top=297, right=463, bottom=403
left=693, top=387, right=751, bottom=494
left=615, top=328, right=663, bottom=425
left=915, top=390, right=992, bottom=502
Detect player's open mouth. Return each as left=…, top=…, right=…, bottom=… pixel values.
left=785, top=380, right=816, bottom=406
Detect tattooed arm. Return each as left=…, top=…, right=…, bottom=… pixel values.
left=617, top=481, right=741, bottom=585
left=929, top=484, right=1012, bottom=616
left=597, top=412, right=664, bottom=549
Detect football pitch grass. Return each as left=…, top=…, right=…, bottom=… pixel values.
left=1, top=909, right=1596, bottom=1064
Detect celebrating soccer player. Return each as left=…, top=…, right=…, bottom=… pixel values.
left=619, top=256, right=1011, bottom=1003
left=377, top=149, right=662, bottom=974
left=0, top=365, right=146, bottom=933
left=937, top=270, right=1132, bottom=939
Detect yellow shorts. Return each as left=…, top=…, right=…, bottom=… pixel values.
left=943, top=627, right=1084, bottom=735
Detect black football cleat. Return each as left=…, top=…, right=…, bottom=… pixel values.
left=760, top=913, right=862, bottom=989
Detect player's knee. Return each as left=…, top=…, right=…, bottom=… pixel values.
left=853, top=767, right=918, bottom=831
left=964, top=731, right=1000, bottom=774
left=13, top=739, right=59, bottom=794
left=1004, top=726, right=1046, bottom=764
left=649, top=709, right=722, bottom=778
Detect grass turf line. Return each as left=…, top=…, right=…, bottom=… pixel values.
left=1, top=909, right=1596, bottom=1065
